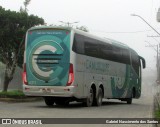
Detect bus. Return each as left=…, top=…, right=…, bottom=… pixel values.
left=23, top=26, right=146, bottom=107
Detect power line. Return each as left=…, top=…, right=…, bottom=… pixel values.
left=90, top=28, right=160, bottom=34
left=145, top=41, right=158, bottom=52
left=151, top=37, right=160, bottom=43
left=59, top=21, right=79, bottom=27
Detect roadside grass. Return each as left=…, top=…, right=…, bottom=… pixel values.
left=0, top=90, right=43, bottom=102
left=155, top=108, right=160, bottom=119
left=0, top=90, right=26, bottom=98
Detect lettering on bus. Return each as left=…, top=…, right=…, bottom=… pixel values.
left=86, top=59, right=109, bottom=73
left=36, top=31, right=63, bottom=35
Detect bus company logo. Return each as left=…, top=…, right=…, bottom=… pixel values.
left=32, top=45, right=57, bottom=78
left=2, top=119, right=11, bottom=124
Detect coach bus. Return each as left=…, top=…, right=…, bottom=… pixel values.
left=23, top=26, right=146, bottom=107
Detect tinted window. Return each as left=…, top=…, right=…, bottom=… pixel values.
left=99, top=41, right=113, bottom=60
left=121, top=48, right=130, bottom=64
left=72, top=34, right=84, bottom=54
left=112, top=46, right=122, bottom=62
left=131, top=50, right=140, bottom=75
left=84, top=38, right=99, bottom=58
left=72, top=33, right=131, bottom=65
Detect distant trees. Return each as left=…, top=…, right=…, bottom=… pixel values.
left=0, top=6, right=44, bottom=91
left=59, top=21, right=89, bottom=32
left=20, top=0, right=31, bottom=13
left=76, top=26, right=89, bottom=32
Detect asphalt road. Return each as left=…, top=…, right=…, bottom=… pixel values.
left=0, top=83, right=156, bottom=127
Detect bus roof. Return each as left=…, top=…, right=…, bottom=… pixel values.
left=28, top=26, right=72, bottom=31
left=73, top=27, right=130, bottom=49
left=28, top=25, right=136, bottom=52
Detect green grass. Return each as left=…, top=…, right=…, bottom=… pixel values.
left=0, top=90, right=26, bottom=98
left=155, top=108, right=160, bottom=119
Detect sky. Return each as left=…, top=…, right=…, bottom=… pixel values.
left=1, top=0, right=160, bottom=73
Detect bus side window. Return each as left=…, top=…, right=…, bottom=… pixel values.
left=72, top=34, right=84, bottom=54
left=84, top=37, right=99, bottom=58
left=112, top=46, right=122, bottom=62
left=131, top=51, right=140, bottom=76
left=121, top=49, right=130, bottom=64
left=99, top=42, right=113, bottom=60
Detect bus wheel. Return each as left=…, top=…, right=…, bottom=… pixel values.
left=55, top=100, right=69, bottom=106
left=127, top=92, right=133, bottom=104
left=95, top=87, right=103, bottom=106
left=85, top=87, right=94, bottom=107
left=44, top=97, right=54, bottom=106
left=127, top=98, right=132, bottom=104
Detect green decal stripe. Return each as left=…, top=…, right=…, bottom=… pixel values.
left=111, top=65, right=130, bottom=98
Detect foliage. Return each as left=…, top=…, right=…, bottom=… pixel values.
left=0, top=90, right=25, bottom=98
left=76, top=26, right=89, bottom=32
left=0, top=6, right=44, bottom=91
left=20, top=0, right=31, bottom=13
left=155, top=108, right=160, bottom=118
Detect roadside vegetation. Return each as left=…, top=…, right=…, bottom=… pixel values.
left=0, top=1, right=44, bottom=92
left=155, top=108, right=160, bottom=119
left=0, top=90, right=42, bottom=102
left=0, top=90, right=25, bottom=98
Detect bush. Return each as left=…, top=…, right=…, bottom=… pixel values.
left=155, top=108, right=160, bottom=118
left=0, top=90, right=26, bottom=98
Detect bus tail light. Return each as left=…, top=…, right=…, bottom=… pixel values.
left=67, top=64, right=74, bottom=86
left=22, top=63, right=28, bottom=85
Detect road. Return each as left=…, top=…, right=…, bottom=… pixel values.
left=0, top=83, right=156, bottom=127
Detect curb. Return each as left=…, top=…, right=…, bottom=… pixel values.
left=0, top=97, right=43, bottom=103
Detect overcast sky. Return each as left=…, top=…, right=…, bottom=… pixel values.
left=1, top=0, right=160, bottom=72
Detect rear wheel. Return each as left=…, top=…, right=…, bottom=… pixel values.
left=55, top=98, right=69, bottom=106
left=95, top=88, right=103, bottom=106
left=44, top=97, right=55, bottom=106
left=127, top=98, right=132, bottom=104
left=127, top=91, right=133, bottom=104
left=85, top=88, right=94, bottom=107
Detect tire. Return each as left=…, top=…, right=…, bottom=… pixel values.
left=55, top=98, right=69, bottom=106
left=127, top=98, right=132, bottom=104
left=55, top=101, right=69, bottom=106
left=44, top=97, right=54, bottom=106
left=127, top=91, right=133, bottom=104
left=85, top=87, right=94, bottom=107
left=95, top=88, right=103, bottom=106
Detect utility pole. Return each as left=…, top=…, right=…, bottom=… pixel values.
left=145, top=41, right=159, bottom=81
left=131, top=14, right=160, bottom=36
left=131, top=14, right=160, bottom=82
left=146, top=36, right=160, bottom=82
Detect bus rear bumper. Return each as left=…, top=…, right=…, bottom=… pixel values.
left=23, top=85, right=76, bottom=97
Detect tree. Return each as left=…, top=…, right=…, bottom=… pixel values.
left=20, top=0, right=31, bottom=13
left=0, top=6, right=44, bottom=91
left=59, top=21, right=89, bottom=32
left=24, top=0, right=31, bottom=12
left=76, top=26, right=89, bottom=32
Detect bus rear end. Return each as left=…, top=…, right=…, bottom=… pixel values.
left=23, top=27, right=75, bottom=99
